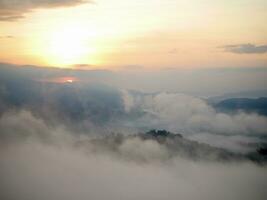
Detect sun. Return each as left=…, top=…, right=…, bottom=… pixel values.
left=59, top=76, right=78, bottom=83
left=42, top=23, right=95, bottom=67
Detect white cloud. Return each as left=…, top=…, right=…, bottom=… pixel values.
left=122, top=92, right=267, bottom=135
left=187, top=133, right=262, bottom=153
left=0, top=111, right=266, bottom=200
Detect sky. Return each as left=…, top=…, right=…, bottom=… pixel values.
left=0, top=0, right=266, bottom=69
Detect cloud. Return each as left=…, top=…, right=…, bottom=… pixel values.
left=71, top=64, right=95, bottom=70
left=1, top=138, right=266, bottom=200
left=1, top=62, right=267, bottom=96
left=220, top=43, right=267, bottom=54
left=121, top=90, right=135, bottom=112
left=123, top=92, right=267, bottom=136
left=0, top=0, right=90, bottom=21
left=0, top=35, right=14, bottom=39
left=168, top=48, right=178, bottom=54
left=1, top=62, right=267, bottom=153
left=187, top=133, right=262, bottom=153
left=0, top=110, right=267, bottom=200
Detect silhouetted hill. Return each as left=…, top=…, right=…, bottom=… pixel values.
left=83, top=130, right=267, bottom=164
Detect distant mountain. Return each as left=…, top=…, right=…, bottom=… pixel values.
left=214, top=97, right=267, bottom=116
left=208, top=90, right=267, bottom=104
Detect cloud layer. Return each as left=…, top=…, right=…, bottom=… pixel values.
left=0, top=63, right=267, bottom=153
left=123, top=92, right=267, bottom=136
left=0, top=110, right=266, bottom=200
left=221, top=43, right=267, bottom=54
left=0, top=62, right=267, bottom=199
left=0, top=0, right=89, bottom=21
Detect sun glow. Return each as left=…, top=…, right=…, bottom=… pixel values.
left=41, top=23, right=96, bottom=67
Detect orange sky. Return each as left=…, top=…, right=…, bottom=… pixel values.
left=0, top=0, right=266, bottom=69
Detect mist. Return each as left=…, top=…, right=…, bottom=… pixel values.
left=0, top=111, right=267, bottom=200
left=0, top=64, right=267, bottom=200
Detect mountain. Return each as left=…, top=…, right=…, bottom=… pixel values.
left=208, top=90, right=267, bottom=104
left=214, top=97, right=267, bottom=115
left=85, top=130, right=267, bottom=164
